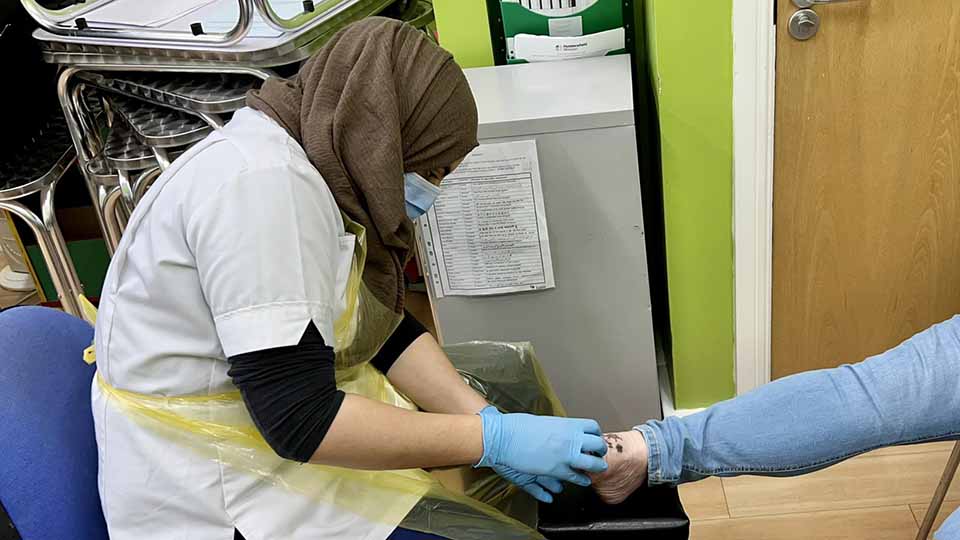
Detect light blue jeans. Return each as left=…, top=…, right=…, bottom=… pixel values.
left=636, top=315, right=960, bottom=539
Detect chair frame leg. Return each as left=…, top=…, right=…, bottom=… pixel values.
left=0, top=195, right=82, bottom=317
left=917, top=441, right=960, bottom=540
left=133, top=167, right=162, bottom=204
left=99, top=186, right=125, bottom=255
left=58, top=68, right=112, bottom=246
left=116, top=169, right=136, bottom=214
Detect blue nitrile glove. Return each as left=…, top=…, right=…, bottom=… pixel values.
left=493, top=465, right=565, bottom=504
left=478, top=407, right=582, bottom=502
left=475, top=405, right=608, bottom=488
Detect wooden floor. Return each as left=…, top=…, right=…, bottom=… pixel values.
left=679, top=441, right=959, bottom=539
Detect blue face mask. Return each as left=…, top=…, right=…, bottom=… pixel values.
left=404, top=172, right=442, bottom=220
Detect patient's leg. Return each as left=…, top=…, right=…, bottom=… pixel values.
left=592, top=315, right=960, bottom=503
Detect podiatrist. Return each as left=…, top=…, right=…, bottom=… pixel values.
left=91, top=17, right=607, bottom=540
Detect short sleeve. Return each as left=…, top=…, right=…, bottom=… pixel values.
left=369, top=311, right=428, bottom=374
left=186, top=164, right=344, bottom=357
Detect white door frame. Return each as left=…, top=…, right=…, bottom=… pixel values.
left=732, top=0, right=777, bottom=395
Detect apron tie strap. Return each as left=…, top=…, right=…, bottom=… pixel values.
left=78, top=295, right=97, bottom=364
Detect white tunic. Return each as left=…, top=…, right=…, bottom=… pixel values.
left=92, top=108, right=393, bottom=540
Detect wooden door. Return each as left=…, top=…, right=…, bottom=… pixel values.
left=772, top=0, right=960, bottom=378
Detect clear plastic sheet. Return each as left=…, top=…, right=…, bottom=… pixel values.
left=88, top=215, right=567, bottom=540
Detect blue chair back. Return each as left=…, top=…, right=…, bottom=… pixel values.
left=0, top=306, right=108, bottom=540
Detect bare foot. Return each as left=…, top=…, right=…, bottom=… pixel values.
left=589, top=430, right=648, bottom=505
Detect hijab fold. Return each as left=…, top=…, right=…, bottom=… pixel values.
left=248, top=17, right=479, bottom=313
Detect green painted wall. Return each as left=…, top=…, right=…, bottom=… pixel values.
left=433, top=0, right=494, bottom=68
left=434, top=0, right=736, bottom=408
left=646, top=0, right=735, bottom=408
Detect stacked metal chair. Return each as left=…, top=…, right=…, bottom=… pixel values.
left=0, top=111, right=83, bottom=314
left=0, top=3, right=84, bottom=314
left=17, top=0, right=435, bottom=315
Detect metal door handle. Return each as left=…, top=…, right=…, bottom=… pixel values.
left=793, top=0, right=864, bottom=7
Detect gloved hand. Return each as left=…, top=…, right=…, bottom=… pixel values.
left=493, top=464, right=565, bottom=503
left=475, top=406, right=608, bottom=488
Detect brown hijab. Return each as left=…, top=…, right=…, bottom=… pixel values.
left=247, top=17, right=479, bottom=314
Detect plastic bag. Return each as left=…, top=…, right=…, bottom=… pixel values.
left=446, top=342, right=566, bottom=418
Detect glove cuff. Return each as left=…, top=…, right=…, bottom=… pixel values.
left=474, top=405, right=502, bottom=468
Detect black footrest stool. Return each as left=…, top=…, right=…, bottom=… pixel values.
left=539, top=484, right=689, bottom=540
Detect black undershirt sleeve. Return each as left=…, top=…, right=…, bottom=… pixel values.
left=226, top=313, right=427, bottom=463
left=369, top=310, right=428, bottom=375
left=227, top=322, right=344, bottom=463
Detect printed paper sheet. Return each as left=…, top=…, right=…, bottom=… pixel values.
left=417, top=140, right=556, bottom=298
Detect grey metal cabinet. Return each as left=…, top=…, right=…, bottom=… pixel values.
left=425, top=55, right=660, bottom=429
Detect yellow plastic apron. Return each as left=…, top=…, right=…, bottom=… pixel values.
left=80, top=217, right=554, bottom=540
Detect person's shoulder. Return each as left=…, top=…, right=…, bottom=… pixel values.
left=216, top=108, right=322, bottom=183
left=219, top=108, right=301, bottom=164
left=175, top=109, right=321, bottom=198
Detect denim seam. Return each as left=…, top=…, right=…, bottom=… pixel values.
left=634, top=425, right=666, bottom=483
left=681, top=431, right=960, bottom=476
